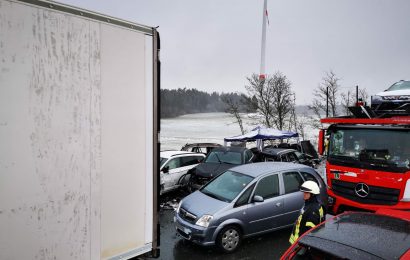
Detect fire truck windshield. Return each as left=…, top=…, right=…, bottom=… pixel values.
left=328, top=127, right=410, bottom=173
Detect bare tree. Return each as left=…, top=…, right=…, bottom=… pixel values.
left=308, top=70, right=341, bottom=126
left=245, top=72, right=294, bottom=130
left=341, top=89, right=354, bottom=116
left=359, top=88, right=370, bottom=105
left=222, top=95, right=245, bottom=135
left=295, top=113, right=311, bottom=140
left=340, top=87, right=370, bottom=115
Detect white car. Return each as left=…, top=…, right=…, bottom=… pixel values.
left=371, top=80, right=410, bottom=114
left=160, top=151, right=205, bottom=195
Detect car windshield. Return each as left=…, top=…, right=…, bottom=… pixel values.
left=160, top=157, right=168, bottom=168
left=387, top=81, right=410, bottom=91
left=328, top=128, right=410, bottom=173
left=201, top=170, right=254, bottom=203
left=205, top=150, right=242, bottom=164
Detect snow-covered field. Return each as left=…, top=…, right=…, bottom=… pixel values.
left=160, top=112, right=319, bottom=151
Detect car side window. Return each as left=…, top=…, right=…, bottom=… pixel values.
left=281, top=154, right=289, bottom=162
left=300, top=171, right=321, bottom=188
left=254, top=174, right=279, bottom=200
left=288, top=152, right=298, bottom=162
left=235, top=183, right=255, bottom=207
left=181, top=156, right=203, bottom=167
left=283, top=171, right=304, bottom=194
left=165, top=158, right=181, bottom=170
left=245, top=150, right=253, bottom=162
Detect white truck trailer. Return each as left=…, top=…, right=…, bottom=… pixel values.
left=0, top=0, right=160, bottom=259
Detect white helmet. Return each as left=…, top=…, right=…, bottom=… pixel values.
left=300, top=181, right=320, bottom=195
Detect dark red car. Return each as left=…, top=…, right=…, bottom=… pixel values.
left=281, top=209, right=410, bottom=260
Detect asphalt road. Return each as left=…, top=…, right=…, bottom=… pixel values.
left=147, top=190, right=293, bottom=260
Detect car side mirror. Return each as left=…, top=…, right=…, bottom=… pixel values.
left=252, top=195, right=264, bottom=203
left=162, top=166, right=169, bottom=173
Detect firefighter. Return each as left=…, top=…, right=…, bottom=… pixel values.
left=289, top=180, right=325, bottom=245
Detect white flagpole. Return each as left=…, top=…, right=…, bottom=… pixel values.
left=259, top=0, right=267, bottom=80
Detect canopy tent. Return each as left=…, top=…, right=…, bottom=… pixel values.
left=224, top=126, right=299, bottom=151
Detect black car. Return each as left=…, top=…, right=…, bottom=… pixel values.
left=188, top=146, right=255, bottom=190
left=256, top=148, right=318, bottom=168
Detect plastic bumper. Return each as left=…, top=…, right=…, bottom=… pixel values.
left=328, top=190, right=410, bottom=214
left=174, top=212, right=217, bottom=246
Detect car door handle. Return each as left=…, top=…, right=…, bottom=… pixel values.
left=275, top=202, right=281, bottom=207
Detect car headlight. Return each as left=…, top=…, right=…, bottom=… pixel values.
left=195, top=214, right=213, bottom=227
left=401, top=179, right=410, bottom=202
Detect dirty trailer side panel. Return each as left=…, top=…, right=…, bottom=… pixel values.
left=0, top=0, right=157, bottom=259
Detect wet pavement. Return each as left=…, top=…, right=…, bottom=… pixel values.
left=147, top=190, right=293, bottom=260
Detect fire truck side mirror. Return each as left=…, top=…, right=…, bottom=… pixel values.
left=318, top=129, right=325, bottom=155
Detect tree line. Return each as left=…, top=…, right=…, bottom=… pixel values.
left=160, top=88, right=254, bottom=118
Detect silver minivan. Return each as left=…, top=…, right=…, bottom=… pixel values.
left=174, top=162, right=327, bottom=252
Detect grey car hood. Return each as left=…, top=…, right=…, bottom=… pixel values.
left=181, top=190, right=229, bottom=217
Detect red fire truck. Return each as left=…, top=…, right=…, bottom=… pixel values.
left=318, top=107, right=410, bottom=214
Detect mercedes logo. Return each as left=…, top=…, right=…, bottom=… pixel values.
left=355, top=183, right=370, bottom=198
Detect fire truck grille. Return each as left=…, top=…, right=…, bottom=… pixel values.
left=331, top=180, right=400, bottom=205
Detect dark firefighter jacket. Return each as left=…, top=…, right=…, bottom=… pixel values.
left=289, top=196, right=325, bottom=244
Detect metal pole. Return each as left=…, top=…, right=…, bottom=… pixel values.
left=259, top=0, right=267, bottom=80
left=356, top=85, right=359, bottom=104
left=326, top=86, right=329, bottom=117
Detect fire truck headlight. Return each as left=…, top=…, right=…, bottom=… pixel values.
left=402, top=179, right=410, bottom=202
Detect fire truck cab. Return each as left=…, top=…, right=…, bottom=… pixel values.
left=318, top=107, right=410, bottom=214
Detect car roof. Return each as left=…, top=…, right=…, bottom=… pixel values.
left=260, top=148, right=297, bottom=156
left=181, top=143, right=222, bottom=150
left=299, top=211, right=410, bottom=260
left=230, top=162, right=312, bottom=178
left=160, top=150, right=205, bottom=159
left=211, top=146, right=250, bottom=153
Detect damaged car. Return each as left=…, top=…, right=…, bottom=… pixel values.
left=187, top=146, right=255, bottom=191
left=160, top=151, right=205, bottom=195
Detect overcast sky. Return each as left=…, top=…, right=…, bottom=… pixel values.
left=58, top=0, right=410, bottom=105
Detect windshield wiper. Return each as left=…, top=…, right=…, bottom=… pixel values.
left=220, top=161, right=236, bottom=165
left=201, top=189, right=231, bottom=202
left=359, top=157, right=396, bottom=168
left=330, top=155, right=356, bottom=163
left=202, top=189, right=222, bottom=200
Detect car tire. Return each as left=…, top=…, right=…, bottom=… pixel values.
left=216, top=225, right=242, bottom=253
left=178, top=173, right=191, bottom=187
left=187, top=174, right=197, bottom=193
